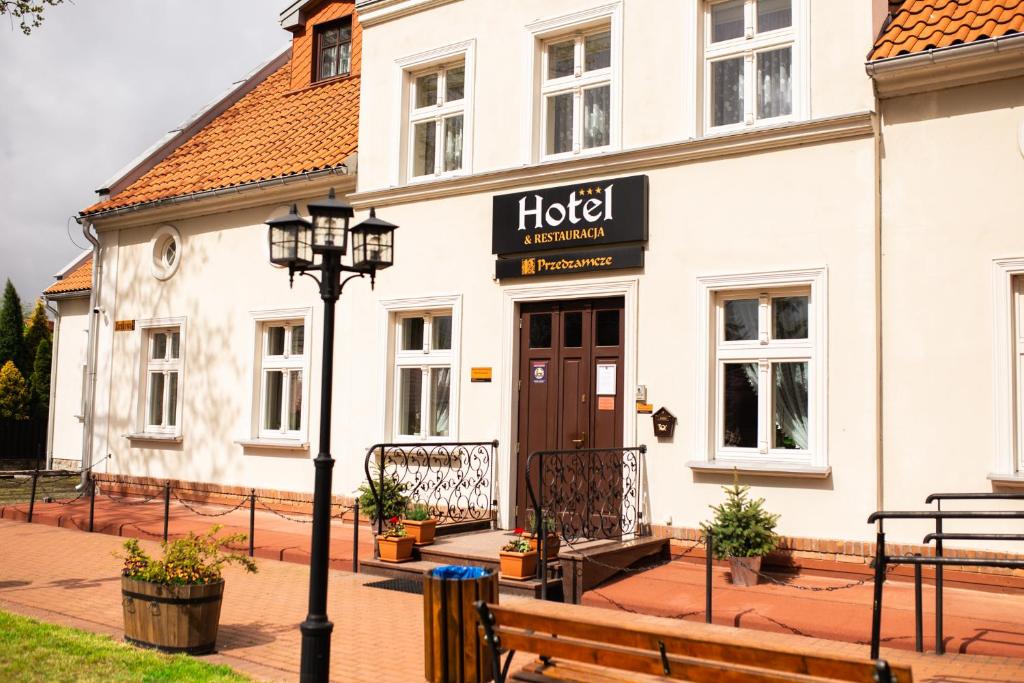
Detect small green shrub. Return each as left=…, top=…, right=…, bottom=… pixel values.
left=356, top=475, right=409, bottom=523
left=701, top=480, right=779, bottom=559
left=118, top=526, right=257, bottom=586
left=383, top=516, right=406, bottom=538
left=501, top=536, right=531, bottom=553
left=524, top=509, right=556, bottom=535
left=404, top=503, right=431, bottom=521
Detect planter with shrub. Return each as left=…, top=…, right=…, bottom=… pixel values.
left=701, top=480, right=779, bottom=587
left=522, top=510, right=560, bottom=559
left=499, top=533, right=538, bottom=580
left=401, top=503, right=437, bottom=546
left=377, top=517, right=415, bottom=563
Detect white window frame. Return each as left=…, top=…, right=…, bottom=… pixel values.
left=378, top=295, right=462, bottom=442
left=136, top=317, right=186, bottom=437
left=696, top=268, right=827, bottom=469
left=393, top=312, right=455, bottom=441
left=247, top=308, right=313, bottom=446
left=407, top=62, right=467, bottom=181
left=702, top=0, right=809, bottom=134
left=992, top=259, right=1024, bottom=478
left=524, top=3, right=623, bottom=164
left=395, top=40, right=476, bottom=185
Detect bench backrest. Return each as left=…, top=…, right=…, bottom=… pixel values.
left=480, top=603, right=912, bottom=683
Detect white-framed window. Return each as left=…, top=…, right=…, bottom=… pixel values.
left=540, top=27, right=612, bottom=159
left=141, top=325, right=183, bottom=435
left=150, top=225, right=182, bottom=281
left=408, top=62, right=466, bottom=179
left=993, top=259, right=1024, bottom=478
left=393, top=311, right=454, bottom=440
left=1015, top=275, right=1024, bottom=474
left=696, top=269, right=827, bottom=468
left=258, top=321, right=307, bottom=439
left=704, top=0, right=804, bottom=132
left=525, top=3, right=622, bottom=164
left=396, top=40, right=475, bottom=185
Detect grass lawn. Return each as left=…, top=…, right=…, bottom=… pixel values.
left=0, top=611, right=251, bottom=682
left=0, top=474, right=81, bottom=505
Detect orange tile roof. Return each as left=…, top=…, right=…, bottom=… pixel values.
left=44, top=255, right=93, bottom=296
left=83, top=1, right=361, bottom=216
left=871, top=0, right=1024, bottom=60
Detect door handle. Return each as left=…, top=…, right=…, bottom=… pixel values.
left=572, top=432, right=586, bottom=448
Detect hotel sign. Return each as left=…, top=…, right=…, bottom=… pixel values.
left=491, top=175, right=648, bottom=256
left=494, top=246, right=644, bottom=279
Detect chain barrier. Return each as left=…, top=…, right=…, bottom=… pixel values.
left=96, top=484, right=163, bottom=506
left=171, top=490, right=250, bottom=518
left=255, top=498, right=315, bottom=523
left=122, top=523, right=184, bottom=540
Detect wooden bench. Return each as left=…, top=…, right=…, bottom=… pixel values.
left=475, top=600, right=912, bottom=683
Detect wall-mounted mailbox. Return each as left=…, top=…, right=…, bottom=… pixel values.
left=652, top=408, right=676, bottom=438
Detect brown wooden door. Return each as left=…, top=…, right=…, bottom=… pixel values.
left=515, top=297, right=625, bottom=526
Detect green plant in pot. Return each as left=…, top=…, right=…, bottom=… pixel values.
left=356, top=473, right=409, bottom=524
left=401, top=502, right=438, bottom=546
left=522, top=509, right=560, bottom=559
left=117, top=526, right=257, bottom=654
left=701, top=479, right=779, bottom=586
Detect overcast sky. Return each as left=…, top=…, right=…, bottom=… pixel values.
left=0, top=0, right=289, bottom=306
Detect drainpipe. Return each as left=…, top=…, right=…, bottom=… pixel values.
left=43, top=298, right=60, bottom=471
left=78, top=218, right=102, bottom=490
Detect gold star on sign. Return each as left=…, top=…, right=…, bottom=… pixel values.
left=579, top=189, right=586, bottom=196
left=595, top=186, right=602, bottom=194
left=587, top=188, right=594, bottom=196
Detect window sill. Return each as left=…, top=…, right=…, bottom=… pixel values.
left=236, top=438, right=309, bottom=452
left=687, top=460, right=831, bottom=479
left=125, top=433, right=183, bottom=445
left=987, top=473, right=1024, bottom=488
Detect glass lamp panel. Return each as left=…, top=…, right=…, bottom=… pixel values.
left=264, top=370, right=283, bottom=430
left=582, top=85, right=610, bottom=149
left=722, top=362, right=758, bottom=448
left=756, top=47, right=792, bottom=119
left=413, top=121, right=437, bottom=177
left=148, top=373, right=165, bottom=426
left=369, top=231, right=393, bottom=267
left=152, top=333, right=167, bottom=361
left=545, top=92, right=574, bottom=155
left=445, top=66, right=465, bottom=102
left=288, top=370, right=303, bottom=431
left=584, top=32, right=611, bottom=71
left=757, top=0, right=792, bottom=32
left=429, top=367, right=451, bottom=437
left=442, top=115, right=464, bottom=172
left=547, top=39, right=575, bottom=79
left=398, top=368, right=423, bottom=436
left=772, top=361, right=808, bottom=449
left=432, top=315, right=453, bottom=350
left=313, top=215, right=347, bottom=251
left=415, top=73, right=438, bottom=108
left=267, top=326, right=286, bottom=356
left=290, top=325, right=305, bottom=355
left=711, top=0, right=745, bottom=42
left=724, top=299, right=758, bottom=341
left=402, top=317, right=424, bottom=351
left=711, top=57, right=744, bottom=126
left=772, top=296, right=808, bottom=339
left=167, top=373, right=178, bottom=428
left=296, top=224, right=313, bottom=265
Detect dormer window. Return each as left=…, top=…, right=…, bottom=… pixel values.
left=316, top=19, right=352, bottom=81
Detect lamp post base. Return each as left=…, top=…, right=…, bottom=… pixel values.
left=300, top=617, right=334, bottom=683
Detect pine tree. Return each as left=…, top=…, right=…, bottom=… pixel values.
left=0, top=280, right=29, bottom=375
left=0, top=360, right=32, bottom=421
left=24, top=299, right=50, bottom=365
left=29, top=336, right=51, bottom=417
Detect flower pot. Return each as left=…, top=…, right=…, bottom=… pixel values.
left=728, top=556, right=762, bottom=586
left=378, top=535, right=415, bottom=563
left=403, top=518, right=437, bottom=545
left=524, top=532, right=560, bottom=559
left=121, top=577, right=224, bottom=654
left=499, top=550, right=538, bottom=580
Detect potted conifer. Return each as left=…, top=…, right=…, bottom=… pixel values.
left=701, top=480, right=779, bottom=586
left=402, top=503, right=438, bottom=546
left=499, top=531, right=538, bottom=580
left=118, top=526, right=257, bottom=654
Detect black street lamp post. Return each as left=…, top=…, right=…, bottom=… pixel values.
left=267, top=190, right=397, bottom=682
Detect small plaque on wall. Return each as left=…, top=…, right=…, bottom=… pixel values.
left=471, top=367, right=492, bottom=383
left=115, top=320, right=135, bottom=332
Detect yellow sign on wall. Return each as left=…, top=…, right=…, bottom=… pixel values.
left=470, top=367, right=492, bottom=383
left=115, top=320, right=136, bottom=332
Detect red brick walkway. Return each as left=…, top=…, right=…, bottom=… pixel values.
left=2, top=520, right=1024, bottom=681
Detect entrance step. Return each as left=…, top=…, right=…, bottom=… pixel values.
left=560, top=535, right=671, bottom=603
left=359, top=557, right=563, bottom=599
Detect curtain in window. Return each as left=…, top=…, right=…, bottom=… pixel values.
left=757, top=48, right=792, bottom=119
left=774, top=362, right=808, bottom=449
left=431, top=368, right=450, bottom=436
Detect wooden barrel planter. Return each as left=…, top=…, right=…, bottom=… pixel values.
left=423, top=566, right=498, bottom=683
left=121, top=577, right=224, bottom=654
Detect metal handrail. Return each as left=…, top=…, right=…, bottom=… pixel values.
left=925, top=492, right=1024, bottom=504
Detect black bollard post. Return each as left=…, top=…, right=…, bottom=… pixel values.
left=28, top=468, right=39, bottom=523
left=162, top=482, right=170, bottom=542
left=352, top=500, right=359, bottom=574
left=705, top=531, right=713, bottom=624
left=914, top=558, right=923, bottom=652
left=88, top=475, right=96, bottom=532
left=249, top=489, right=256, bottom=558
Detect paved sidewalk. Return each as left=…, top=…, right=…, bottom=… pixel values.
left=3, top=520, right=1024, bottom=681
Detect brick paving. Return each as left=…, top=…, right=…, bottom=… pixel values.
left=2, top=514, right=1024, bottom=680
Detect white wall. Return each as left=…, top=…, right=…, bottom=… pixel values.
left=49, top=297, right=90, bottom=465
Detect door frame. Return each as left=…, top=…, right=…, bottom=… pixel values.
left=497, top=276, right=640, bottom=529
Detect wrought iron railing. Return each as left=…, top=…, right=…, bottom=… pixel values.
left=524, top=445, right=646, bottom=545
left=363, top=440, right=498, bottom=541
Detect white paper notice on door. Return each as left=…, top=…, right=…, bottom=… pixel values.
left=596, top=363, right=617, bottom=396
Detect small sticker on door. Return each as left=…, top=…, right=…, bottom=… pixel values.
left=531, top=361, right=548, bottom=383
left=598, top=396, right=615, bottom=411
